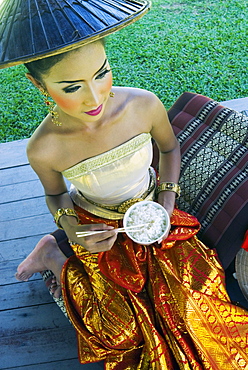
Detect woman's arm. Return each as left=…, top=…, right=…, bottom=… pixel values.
left=148, top=93, right=181, bottom=217
left=157, top=144, right=181, bottom=217
left=27, top=143, right=117, bottom=253
left=46, top=191, right=117, bottom=253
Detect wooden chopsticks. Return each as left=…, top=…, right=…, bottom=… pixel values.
left=75, top=224, right=146, bottom=238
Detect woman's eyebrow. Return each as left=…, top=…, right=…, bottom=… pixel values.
left=56, top=58, right=108, bottom=84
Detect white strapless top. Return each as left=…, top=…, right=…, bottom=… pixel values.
left=62, top=133, right=155, bottom=219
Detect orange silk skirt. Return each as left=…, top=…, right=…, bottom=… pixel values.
left=61, top=206, right=248, bottom=370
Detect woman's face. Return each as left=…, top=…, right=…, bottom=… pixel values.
left=42, top=41, right=113, bottom=123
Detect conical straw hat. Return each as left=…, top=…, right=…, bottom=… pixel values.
left=0, top=0, right=150, bottom=69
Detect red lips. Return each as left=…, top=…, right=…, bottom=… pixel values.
left=85, top=105, right=103, bottom=116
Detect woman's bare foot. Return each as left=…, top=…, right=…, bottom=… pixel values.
left=15, top=235, right=54, bottom=281
left=15, top=234, right=67, bottom=298
left=43, top=274, right=63, bottom=299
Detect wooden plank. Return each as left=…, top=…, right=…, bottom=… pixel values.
left=0, top=179, right=44, bottom=203
left=6, top=359, right=104, bottom=369
left=0, top=214, right=54, bottom=241
left=0, top=302, right=103, bottom=369
left=0, top=258, right=39, bottom=284
left=0, top=164, right=38, bottom=186
left=0, top=173, right=70, bottom=204
left=0, top=138, right=29, bottom=168
left=0, top=304, right=72, bottom=338
left=220, top=97, right=248, bottom=111
left=0, top=279, right=54, bottom=310
left=0, top=161, right=70, bottom=188
left=0, top=326, right=79, bottom=368
left=0, top=234, right=49, bottom=261
left=0, top=197, right=48, bottom=222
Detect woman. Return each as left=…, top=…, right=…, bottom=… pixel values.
left=16, top=38, right=180, bottom=290
left=15, top=39, right=248, bottom=369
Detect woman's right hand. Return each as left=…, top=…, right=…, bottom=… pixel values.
left=64, top=223, right=118, bottom=254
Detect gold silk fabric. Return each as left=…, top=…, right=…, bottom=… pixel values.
left=61, top=207, right=248, bottom=370
left=60, top=135, right=248, bottom=368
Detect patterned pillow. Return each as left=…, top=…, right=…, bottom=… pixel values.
left=167, top=92, right=248, bottom=269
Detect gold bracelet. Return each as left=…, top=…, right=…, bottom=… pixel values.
left=54, top=208, right=79, bottom=229
left=156, top=182, right=181, bottom=198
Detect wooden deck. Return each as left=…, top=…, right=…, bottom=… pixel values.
left=0, top=97, right=247, bottom=369
left=0, top=145, right=103, bottom=368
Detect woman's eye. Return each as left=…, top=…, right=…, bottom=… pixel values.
left=63, top=85, right=81, bottom=93
left=96, top=69, right=111, bottom=80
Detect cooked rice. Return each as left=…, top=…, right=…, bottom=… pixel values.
left=126, top=202, right=167, bottom=243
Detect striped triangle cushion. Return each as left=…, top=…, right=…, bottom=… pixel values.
left=167, top=92, right=248, bottom=269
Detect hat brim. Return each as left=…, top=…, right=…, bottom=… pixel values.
left=0, top=0, right=151, bottom=69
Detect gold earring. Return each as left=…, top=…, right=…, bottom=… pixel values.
left=109, top=91, right=115, bottom=98
left=40, top=89, right=62, bottom=126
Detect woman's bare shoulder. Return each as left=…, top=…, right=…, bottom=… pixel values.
left=111, top=87, right=166, bottom=134
left=113, top=86, right=157, bottom=100
left=26, top=119, right=58, bottom=165
left=113, top=86, right=161, bottom=114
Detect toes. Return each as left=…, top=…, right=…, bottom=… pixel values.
left=43, top=273, right=61, bottom=298
left=15, top=272, right=31, bottom=281
left=53, top=285, right=62, bottom=299
left=49, top=283, right=61, bottom=298
left=15, top=272, right=21, bottom=280
left=49, top=282, right=57, bottom=292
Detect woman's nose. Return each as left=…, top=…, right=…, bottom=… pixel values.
left=84, top=84, right=100, bottom=107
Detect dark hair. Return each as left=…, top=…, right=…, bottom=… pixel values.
left=25, top=39, right=105, bottom=83
left=25, top=52, right=67, bottom=83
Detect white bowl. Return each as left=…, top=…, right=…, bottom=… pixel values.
left=123, top=200, right=170, bottom=245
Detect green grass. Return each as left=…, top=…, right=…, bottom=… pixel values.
left=0, top=0, right=247, bottom=142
